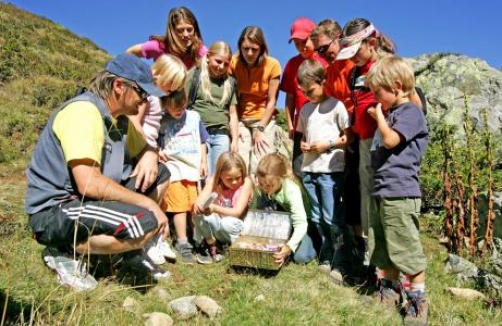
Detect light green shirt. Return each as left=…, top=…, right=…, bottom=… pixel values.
left=251, top=178, right=308, bottom=252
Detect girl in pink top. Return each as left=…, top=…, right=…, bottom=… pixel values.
left=193, top=152, right=253, bottom=264
left=126, top=6, right=207, bottom=70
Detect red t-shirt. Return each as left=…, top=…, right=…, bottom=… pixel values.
left=280, top=53, right=328, bottom=131
left=325, top=59, right=355, bottom=116
left=351, top=60, right=378, bottom=140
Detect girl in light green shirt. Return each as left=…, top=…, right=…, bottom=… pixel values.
left=252, top=153, right=316, bottom=266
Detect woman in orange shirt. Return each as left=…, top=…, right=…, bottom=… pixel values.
left=230, top=26, right=282, bottom=173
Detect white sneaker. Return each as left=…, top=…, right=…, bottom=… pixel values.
left=43, top=247, right=98, bottom=291
left=145, top=239, right=166, bottom=265
left=158, top=238, right=177, bottom=260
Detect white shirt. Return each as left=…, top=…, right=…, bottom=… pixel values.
left=297, top=97, right=349, bottom=173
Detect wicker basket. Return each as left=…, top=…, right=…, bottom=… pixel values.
left=229, top=210, right=292, bottom=270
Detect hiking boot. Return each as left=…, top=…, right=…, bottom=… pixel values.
left=402, top=291, right=428, bottom=326
left=318, top=261, right=332, bottom=275
left=120, top=250, right=170, bottom=281
left=145, top=239, right=166, bottom=265
left=42, top=246, right=98, bottom=291
left=195, top=242, right=214, bottom=265
left=374, top=279, right=403, bottom=308
left=175, top=242, right=196, bottom=264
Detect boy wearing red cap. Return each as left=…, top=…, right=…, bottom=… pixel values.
left=280, top=17, right=328, bottom=177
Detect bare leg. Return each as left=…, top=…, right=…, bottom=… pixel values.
left=408, top=270, right=425, bottom=284
left=173, top=212, right=187, bottom=240
left=75, top=229, right=157, bottom=255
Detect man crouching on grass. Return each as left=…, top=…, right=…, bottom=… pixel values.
left=25, top=54, right=171, bottom=291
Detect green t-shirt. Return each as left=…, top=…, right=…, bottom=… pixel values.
left=185, top=68, right=237, bottom=129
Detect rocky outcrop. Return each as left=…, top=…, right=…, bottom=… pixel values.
left=409, top=53, right=502, bottom=135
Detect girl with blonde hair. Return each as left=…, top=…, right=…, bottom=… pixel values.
left=186, top=41, right=239, bottom=176
left=193, top=152, right=253, bottom=264
left=252, top=153, right=316, bottom=266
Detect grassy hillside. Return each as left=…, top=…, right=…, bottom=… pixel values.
left=0, top=2, right=110, bottom=166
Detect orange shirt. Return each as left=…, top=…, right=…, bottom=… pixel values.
left=324, top=59, right=355, bottom=115
left=230, top=55, right=282, bottom=120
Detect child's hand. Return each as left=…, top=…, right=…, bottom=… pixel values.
left=308, top=141, right=330, bottom=153
left=159, top=150, right=168, bottom=163
left=273, top=244, right=292, bottom=266
left=367, top=103, right=383, bottom=120
left=300, top=141, right=311, bottom=153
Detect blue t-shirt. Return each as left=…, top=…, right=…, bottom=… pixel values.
left=370, top=102, right=428, bottom=198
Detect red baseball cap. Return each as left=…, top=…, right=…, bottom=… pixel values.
left=288, top=18, right=315, bottom=43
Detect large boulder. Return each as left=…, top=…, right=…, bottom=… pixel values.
left=409, top=53, right=502, bottom=135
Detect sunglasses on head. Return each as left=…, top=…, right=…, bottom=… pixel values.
left=130, top=84, right=148, bottom=100
left=315, top=37, right=337, bottom=54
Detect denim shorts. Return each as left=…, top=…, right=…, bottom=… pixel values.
left=368, top=197, right=426, bottom=275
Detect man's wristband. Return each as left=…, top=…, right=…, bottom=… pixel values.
left=329, top=140, right=335, bottom=150
left=253, top=125, right=265, bottom=132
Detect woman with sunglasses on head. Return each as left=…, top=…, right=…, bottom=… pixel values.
left=230, top=26, right=282, bottom=174
left=126, top=6, right=207, bottom=70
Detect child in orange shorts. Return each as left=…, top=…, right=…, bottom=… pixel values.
left=148, top=89, right=208, bottom=264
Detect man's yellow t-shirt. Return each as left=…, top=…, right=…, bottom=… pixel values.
left=52, top=101, right=146, bottom=165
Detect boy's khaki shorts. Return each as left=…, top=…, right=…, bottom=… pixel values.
left=368, top=197, right=426, bottom=275
left=162, top=180, right=198, bottom=213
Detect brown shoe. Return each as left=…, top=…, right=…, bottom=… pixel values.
left=373, top=279, right=403, bottom=308
left=402, top=291, right=428, bottom=326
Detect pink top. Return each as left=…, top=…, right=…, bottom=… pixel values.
left=140, top=39, right=208, bottom=69
left=217, top=184, right=244, bottom=208
left=142, top=96, right=162, bottom=148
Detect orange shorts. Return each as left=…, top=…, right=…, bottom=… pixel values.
left=162, top=180, right=198, bottom=212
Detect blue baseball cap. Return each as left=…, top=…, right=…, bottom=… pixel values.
left=105, top=53, right=165, bottom=97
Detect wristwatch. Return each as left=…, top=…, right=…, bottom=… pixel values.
left=254, top=125, right=265, bottom=132
left=328, top=140, right=335, bottom=150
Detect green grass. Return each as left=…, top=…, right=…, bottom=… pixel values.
left=1, top=173, right=501, bottom=325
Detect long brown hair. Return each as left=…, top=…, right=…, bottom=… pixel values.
left=150, top=7, right=203, bottom=63
left=236, top=26, right=269, bottom=66
left=342, top=18, right=395, bottom=54
left=212, top=152, right=248, bottom=193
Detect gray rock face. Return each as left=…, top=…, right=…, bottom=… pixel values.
left=409, top=53, right=502, bottom=134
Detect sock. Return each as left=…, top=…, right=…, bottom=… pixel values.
left=177, top=238, right=188, bottom=245
left=410, top=282, right=426, bottom=295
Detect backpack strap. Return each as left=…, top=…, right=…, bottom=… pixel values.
left=188, top=67, right=201, bottom=109
left=348, top=66, right=359, bottom=126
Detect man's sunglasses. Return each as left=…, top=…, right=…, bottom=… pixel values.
left=130, top=85, right=148, bottom=100
left=315, top=37, right=337, bottom=54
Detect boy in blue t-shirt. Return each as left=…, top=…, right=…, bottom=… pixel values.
left=365, top=55, right=429, bottom=325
